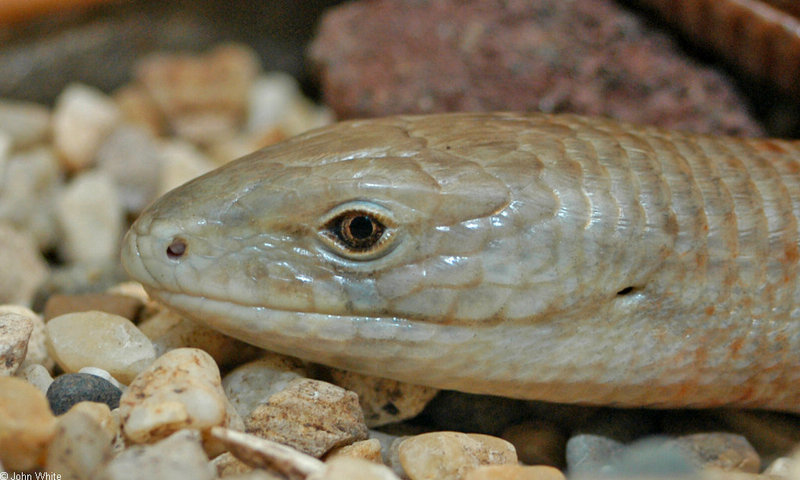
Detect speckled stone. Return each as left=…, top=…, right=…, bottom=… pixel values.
left=0, top=310, right=33, bottom=375
left=98, top=429, right=215, bottom=480
left=397, top=432, right=517, bottom=480
left=0, top=376, right=57, bottom=471
left=46, top=311, right=156, bottom=384
left=324, top=438, right=383, bottom=464
left=0, top=223, right=48, bottom=306
left=45, top=403, right=115, bottom=479
left=118, top=348, right=243, bottom=445
left=46, top=373, right=123, bottom=415
left=246, top=378, right=369, bottom=457
left=665, top=433, right=760, bottom=473
left=223, top=354, right=309, bottom=418
left=325, top=368, right=438, bottom=428
left=1, top=305, right=53, bottom=371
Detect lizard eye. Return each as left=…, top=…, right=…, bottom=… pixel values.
left=318, top=202, right=398, bottom=260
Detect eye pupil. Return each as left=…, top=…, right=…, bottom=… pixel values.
left=166, top=238, right=187, bottom=259
left=348, top=216, right=374, bottom=239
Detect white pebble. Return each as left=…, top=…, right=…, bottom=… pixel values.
left=53, top=83, right=121, bottom=171
left=99, top=429, right=214, bottom=480
left=0, top=100, right=51, bottom=149
left=17, top=363, right=53, bottom=393
left=46, top=311, right=156, bottom=384
left=0, top=223, right=48, bottom=306
left=156, top=140, right=216, bottom=195
left=55, top=170, right=124, bottom=263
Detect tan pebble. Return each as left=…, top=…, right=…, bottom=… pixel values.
left=136, top=307, right=184, bottom=341
left=66, top=401, right=116, bottom=436
left=0, top=310, right=33, bottom=375
left=325, top=438, right=383, bottom=464
left=46, top=402, right=114, bottom=478
left=55, top=171, right=124, bottom=263
left=206, top=129, right=286, bottom=165
left=246, top=378, right=368, bottom=457
left=210, top=426, right=325, bottom=479
left=667, top=433, right=760, bottom=472
left=0, top=376, right=57, bottom=471
left=0, top=223, right=48, bottom=306
left=113, top=84, right=165, bottom=135
left=501, top=420, right=567, bottom=468
left=119, top=348, right=242, bottom=444
left=398, top=431, right=517, bottom=480
left=17, top=363, right=53, bottom=393
left=52, top=83, right=121, bottom=171
left=46, top=311, right=156, bottom=384
left=212, top=451, right=253, bottom=476
left=223, top=353, right=309, bottom=418
left=150, top=314, right=262, bottom=368
left=764, top=456, right=795, bottom=476
left=464, top=465, right=566, bottom=480
left=310, top=456, right=400, bottom=480
left=0, top=147, right=62, bottom=249
left=0, top=99, right=51, bottom=149
left=105, top=281, right=150, bottom=303
left=96, top=126, right=162, bottom=212
left=98, top=429, right=215, bottom=480
left=2, top=306, right=53, bottom=371
left=326, top=368, right=438, bottom=428
left=156, top=140, right=216, bottom=194
left=223, top=471, right=285, bottom=480
left=44, top=292, right=144, bottom=322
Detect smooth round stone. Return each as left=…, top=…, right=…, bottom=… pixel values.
left=397, top=432, right=517, bottom=480
left=45, top=310, right=156, bottom=384
left=0, top=376, right=57, bottom=471
left=46, top=373, right=123, bottom=415
left=464, top=465, right=566, bottom=480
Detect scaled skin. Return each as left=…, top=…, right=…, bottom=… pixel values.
left=122, top=112, right=800, bottom=411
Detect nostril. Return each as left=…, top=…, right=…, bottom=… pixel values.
left=166, top=238, right=187, bottom=260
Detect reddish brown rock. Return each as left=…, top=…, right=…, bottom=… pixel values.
left=310, top=0, right=763, bottom=136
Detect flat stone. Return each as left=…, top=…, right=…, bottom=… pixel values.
left=326, top=368, right=438, bottom=428
left=501, top=420, right=567, bottom=468
left=46, top=372, right=123, bottom=415
left=310, top=456, right=400, bottom=480
left=397, top=432, right=517, bottom=480
left=98, top=429, right=215, bottom=480
left=0, top=147, right=62, bottom=250
left=463, top=465, right=566, bottom=480
left=246, top=378, right=368, bottom=457
left=0, top=99, right=51, bottom=149
left=118, top=348, right=243, bottom=444
left=52, top=83, right=121, bottom=171
left=46, top=311, right=156, bottom=384
left=223, top=353, right=309, bottom=418
left=45, top=402, right=114, bottom=478
left=55, top=170, right=124, bottom=263
left=0, top=223, right=48, bottom=306
left=95, top=125, right=162, bottom=212
left=43, top=293, right=144, bottom=322
left=0, top=310, right=33, bottom=375
left=0, top=376, right=57, bottom=471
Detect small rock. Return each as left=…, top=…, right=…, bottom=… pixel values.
left=46, top=311, right=156, bottom=384
left=118, top=348, right=243, bottom=444
left=709, top=410, right=800, bottom=465
left=46, top=373, right=123, bottom=415
left=0, top=147, right=62, bottom=249
left=156, top=140, right=216, bottom=195
left=66, top=401, right=118, bottom=438
left=18, top=363, right=54, bottom=393
left=52, top=83, right=121, bottom=171
left=223, top=354, right=309, bottom=418
left=324, top=438, right=383, bottom=464
left=135, top=43, right=260, bottom=144
left=246, top=72, right=333, bottom=137
left=55, top=171, right=124, bottom=263
left=310, top=456, right=400, bottom=480
left=463, top=465, right=566, bottom=480
left=565, top=433, right=625, bottom=474
left=43, top=292, right=144, bottom=322
left=0, top=310, right=33, bottom=375
left=210, top=426, right=325, bottom=479
left=0, top=223, right=48, bottom=306
left=113, top=84, right=165, bottom=135
left=0, top=99, right=51, bottom=149
left=501, top=420, right=567, bottom=468
left=149, top=313, right=263, bottom=369
left=246, top=378, right=369, bottom=457
left=397, top=431, right=517, bottom=480
left=95, top=125, right=162, bottom=212
left=568, top=435, right=697, bottom=476
left=764, top=456, right=796, bottom=476
left=0, top=376, right=57, bottom=471
left=325, top=368, right=438, bottom=428
left=79, top=367, right=125, bottom=391
left=212, top=451, right=254, bottom=477
left=665, top=433, right=760, bottom=473
left=46, top=402, right=114, bottom=478
left=0, top=305, right=53, bottom=371
left=98, top=429, right=215, bottom=480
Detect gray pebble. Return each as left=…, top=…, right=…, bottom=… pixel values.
left=567, top=434, right=696, bottom=477
left=46, top=372, right=122, bottom=415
